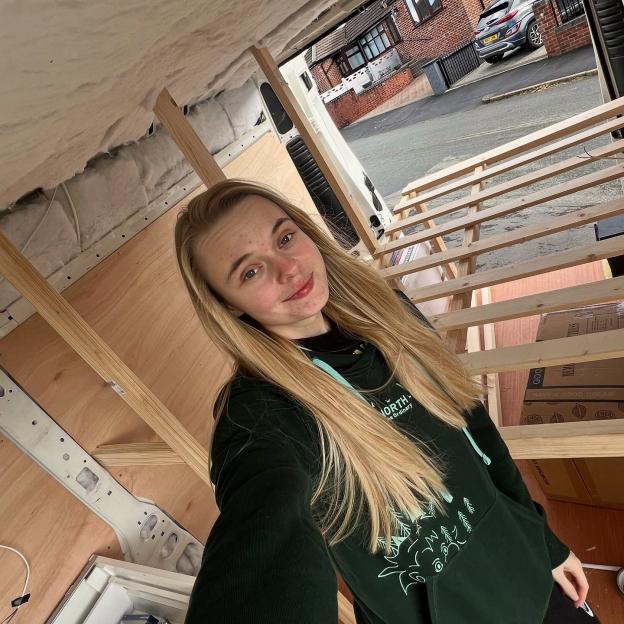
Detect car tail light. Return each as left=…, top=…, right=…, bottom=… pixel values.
left=494, top=9, right=518, bottom=24
left=505, top=22, right=522, bottom=36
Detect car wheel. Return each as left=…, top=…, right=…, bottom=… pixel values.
left=485, top=54, right=504, bottom=64
left=526, top=19, right=543, bottom=49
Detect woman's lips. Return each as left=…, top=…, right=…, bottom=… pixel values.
left=286, top=274, right=314, bottom=301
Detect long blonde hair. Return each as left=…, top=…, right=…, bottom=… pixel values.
left=174, top=178, right=482, bottom=555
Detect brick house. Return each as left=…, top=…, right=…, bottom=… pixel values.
left=307, top=0, right=485, bottom=127
left=532, top=0, right=590, bottom=57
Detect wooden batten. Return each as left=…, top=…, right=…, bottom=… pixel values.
left=501, top=419, right=624, bottom=459
left=93, top=442, right=184, bottom=466
left=459, top=327, right=624, bottom=374
left=406, top=235, right=624, bottom=303
left=379, top=163, right=624, bottom=256
left=480, top=287, right=501, bottom=428
left=0, top=229, right=211, bottom=484
left=388, top=138, right=624, bottom=234
left=394, top=116, right=624, bottom=209
left=445, top=165, right=484, bottom=353
left=402, top=95, right=624, bottom=195
left=154, top=88, right=226, bottom=187
left=432, top=275, right=624, bottom=330
left=381, top=197, right=624, bottom=280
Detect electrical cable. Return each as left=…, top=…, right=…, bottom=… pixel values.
left=0, top=186, right=59, bottom=292
left=61, top=182, right=83, bottom=252
left=0, top=545, right=31, bottom=623
left=21, top=186, right=58, bottom=254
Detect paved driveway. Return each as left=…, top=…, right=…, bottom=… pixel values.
left=342, top=45, right=597, bottom=140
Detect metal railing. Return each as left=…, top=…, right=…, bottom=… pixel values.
left=437, top=40, right=481, bottom=88
left=555, top=0, right=585, bottom=23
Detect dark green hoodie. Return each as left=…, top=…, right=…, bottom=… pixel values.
left=185, top=291, right=570, bottom=624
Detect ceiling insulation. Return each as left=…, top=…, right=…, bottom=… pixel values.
left=0, top=0, right=348, bottom=208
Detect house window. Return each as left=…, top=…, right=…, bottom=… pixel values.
left=336, top=22, right=398, bottom=76
left=337, top=45, right=366, bottom=75
left=405, top=0, right=442, bottom=24
left=359, top=24, right=391, bottom=61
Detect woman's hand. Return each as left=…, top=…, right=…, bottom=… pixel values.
left=552, top=550, right=589, bottom=609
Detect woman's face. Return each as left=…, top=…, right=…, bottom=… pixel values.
left=193, top=194, right=330, bottom=339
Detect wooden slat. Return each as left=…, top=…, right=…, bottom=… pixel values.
left=388, top=138, right=624, bottom=234
left=381, top=196, right=624, bottom=280
left=392, top=198, right=458, bottom=280
left=459, top=327, right=624, bottom=374
left=406, top=235, right=624, bottom=303
left=501, top=419, right=624, bottom=459
left=154, top=88, right=226, bottom=187
left=93, top=442, right=183, bottom=466
left=433, top=275, right=624, bottom=330
left=379, top=163, right=624, bottom=256
left=250, top=46, right=378, bottom=254
left=480, top=287, right=501, bottom=428
left=0, top=233, right=210, bottom=485
left=394, top=116, right=624, bottom=211
left=338, top=591, right=357, bottom=624
left=446, top=165, right=484, bottom=353
left=402, top=95, right=624, bottom=195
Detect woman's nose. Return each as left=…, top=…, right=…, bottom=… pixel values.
left=275, top=256, right=299, bottom=282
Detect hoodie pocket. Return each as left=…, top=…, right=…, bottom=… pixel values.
left=426, top=487, right=554, bottom=624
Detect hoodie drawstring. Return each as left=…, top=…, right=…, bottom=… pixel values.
left=311, top=357, right=492, bottom=467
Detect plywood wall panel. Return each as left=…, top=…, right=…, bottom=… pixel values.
left=0, top=131, right=322, bottom=623
left=490, top=262, right=624, bottom=623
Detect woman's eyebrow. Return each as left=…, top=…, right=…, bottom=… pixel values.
left=226, top=216, right=292, bottom=282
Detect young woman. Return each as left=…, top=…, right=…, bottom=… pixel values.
left=174, top=178, right=599, bottom=624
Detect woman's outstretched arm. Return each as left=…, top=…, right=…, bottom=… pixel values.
left=186, top=383, right=338, bottom=624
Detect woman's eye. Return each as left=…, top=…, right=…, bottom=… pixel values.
left=280, top=232, right=294, bottom=246
left=243, top=268, right=258, bottom=281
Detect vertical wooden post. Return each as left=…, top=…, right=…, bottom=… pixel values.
left=249, top=46, right=379, bottom=255
left=481, top=286, right=502, bottom=426
left=154, top=88, right=226, bottom=187
left=403, top=195, right=458, bottom=281
left=446, top=165, right=485, bottom=353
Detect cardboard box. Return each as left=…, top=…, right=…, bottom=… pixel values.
left=520, top=302, right=624, bottom=510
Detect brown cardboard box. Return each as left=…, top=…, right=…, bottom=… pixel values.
left=520, top=302, right=624, bottom=510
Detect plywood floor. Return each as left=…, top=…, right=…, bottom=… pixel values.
left=491, top=261, right=624, bottom=623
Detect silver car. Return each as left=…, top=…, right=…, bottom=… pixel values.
left=474, top=0, right=543, bottom=64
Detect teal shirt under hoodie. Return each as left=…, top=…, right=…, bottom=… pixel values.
left=185, top=291, right=570, bottom=624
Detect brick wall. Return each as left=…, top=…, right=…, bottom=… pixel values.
left=310, top=58, right=343, bottom=92
left=325, top=67, right=414, bottom=128
left=461, top=0, right=486, bottom=28
left=393, top=0, right=482, bottom=65
left=532, top=0, right=591, bottom=56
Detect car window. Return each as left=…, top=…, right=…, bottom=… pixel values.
left=477, top=1, right=510, bottom=27
left=478, top=1, right=509, bottom=20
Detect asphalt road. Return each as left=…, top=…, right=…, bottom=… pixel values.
left=340, top=53, right=624, bottom=271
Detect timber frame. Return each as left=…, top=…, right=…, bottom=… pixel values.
left=1, top=44, right=624, bottom=623
left=1, top=45, right=623, bottom=480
